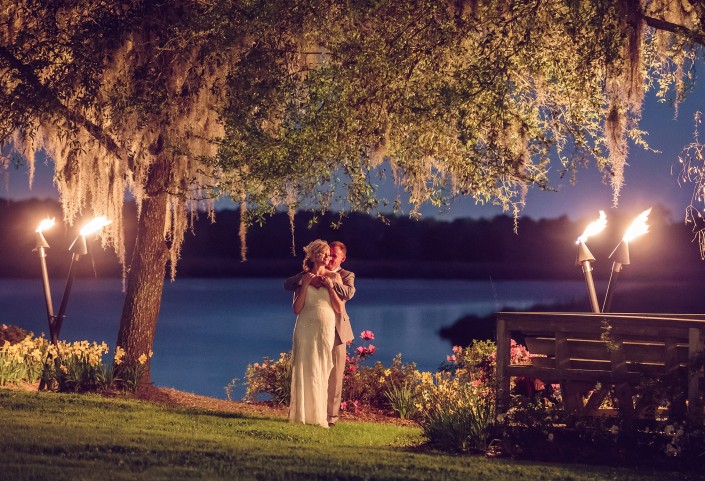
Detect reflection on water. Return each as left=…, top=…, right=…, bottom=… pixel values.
left=0, top=277, right=620, bottom=399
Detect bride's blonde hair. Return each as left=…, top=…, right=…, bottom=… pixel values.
left=302, top=239, right=329, bottom=272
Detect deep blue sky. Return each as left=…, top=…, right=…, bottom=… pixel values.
left=1, top=89, right=702, bottom=223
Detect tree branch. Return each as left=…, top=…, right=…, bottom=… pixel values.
left=641, top=14, right=705, bottom=47
left=0, top=46, right=129, bottom=162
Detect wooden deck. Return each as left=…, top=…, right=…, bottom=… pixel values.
left=496, top=312, right=705, bottom=420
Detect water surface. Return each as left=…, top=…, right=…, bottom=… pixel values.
left=2, top=277, right=596, bottom=398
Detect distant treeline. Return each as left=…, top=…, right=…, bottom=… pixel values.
left=3, top=198, right=705, bottom=280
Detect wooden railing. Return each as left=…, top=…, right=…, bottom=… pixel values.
left=496, top=312, right=705, bottom=420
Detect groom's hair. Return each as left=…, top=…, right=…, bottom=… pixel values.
left=329, top=241, right=347, bottom=255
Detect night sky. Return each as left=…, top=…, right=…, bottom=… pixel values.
left=1, top=89, right=702, bottom=224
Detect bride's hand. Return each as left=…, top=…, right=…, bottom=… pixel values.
left=301, top=272, right=316, bottom=285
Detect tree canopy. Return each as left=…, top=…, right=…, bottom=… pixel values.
left=2, top=0, right=705, bottom=375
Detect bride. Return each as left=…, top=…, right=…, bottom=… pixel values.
left=288, top=239, right=344, bottom=428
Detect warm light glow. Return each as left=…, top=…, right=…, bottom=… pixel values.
left=79, top=216, right=112, bottom=236
left=622, top=207, right=652, bottom=242
left=576, top=210, right=607, bottom=244
left=36, top=218, right=55, bottom=233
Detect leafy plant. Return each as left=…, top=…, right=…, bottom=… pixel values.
left=242, top=352, right=292, bottom=405
left=419, top=377, right=496, bottom=453
left=384, top=381, right=418, bottom=420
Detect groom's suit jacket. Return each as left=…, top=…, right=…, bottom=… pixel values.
left=284, top=269, right=355, bottom=345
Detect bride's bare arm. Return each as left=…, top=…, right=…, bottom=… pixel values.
left=293, top=273, right=314, bottom=314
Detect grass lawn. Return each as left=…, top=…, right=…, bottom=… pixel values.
left=0, top=389, right=701, bottom=481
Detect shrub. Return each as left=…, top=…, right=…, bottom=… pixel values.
left=0, top=328, right=150, bottom=393
left=241, top=352, right=292, bottom=404
left=0, top=333, right=48, bottom=386
left=384, top=381, right=418, bottom=419
left=418, top=370, right=496, bottom=453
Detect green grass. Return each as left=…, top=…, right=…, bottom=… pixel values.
left=0, top=389, right=700, bottom=481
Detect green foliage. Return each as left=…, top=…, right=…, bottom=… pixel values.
left=241, top=352, right=292, bottom=405
left=0, top=332, right=48, bottom=386
left=420, top=382, right=496, bottom=453
left=0, top=329, right=150, bottom=394
left=384, top=381, right=419, bottom=420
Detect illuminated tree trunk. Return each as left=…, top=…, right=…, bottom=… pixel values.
left=116, top=155, right=171, bottom=384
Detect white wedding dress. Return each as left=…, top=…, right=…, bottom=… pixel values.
left=289, top=285, right=336, bottom=427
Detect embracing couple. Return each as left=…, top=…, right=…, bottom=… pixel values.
left=284, top=240, right=355, bottom=428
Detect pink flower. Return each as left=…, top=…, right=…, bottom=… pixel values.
left=356, top=346, right=366, bottom=355
left=446, top=355, right=456, bottom=362
left=348, top=364, right=357, bottom=372
left=367, top=344, right=376, bottom=354
left=452, top=345, right=462, bottom=354
left=340, top=401, right=348, bottom=410
left=360, top=330, right=375, bottom=340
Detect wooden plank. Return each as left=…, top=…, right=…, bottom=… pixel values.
left=505, top=365, right=642, bottom=383
left=665, top=337, right=680, bottom=376
left=524, top=337, right=688, bottom=364
left=688, top=328, right=704, bottom=422
left=496, top=317, right=511, bottom=413
left=498, top=312, right=705, bottom=326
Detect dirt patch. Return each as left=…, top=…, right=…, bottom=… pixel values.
left=134, top=384, right=417, bottom=426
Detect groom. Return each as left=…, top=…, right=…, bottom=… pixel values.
left=284, top=240, right=355, bottom=426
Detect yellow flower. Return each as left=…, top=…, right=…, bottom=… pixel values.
left=138, top=354, right=148, bottom=365
left=114, top=346, right=125, bottom=365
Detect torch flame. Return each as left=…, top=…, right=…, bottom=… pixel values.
left=622, top=207, right=652, bottom=242
left=79, top=216, right=112, bottom=236
left=36, top=218, right=55, bottom=233
left=576, top=210, right=607, bottom=244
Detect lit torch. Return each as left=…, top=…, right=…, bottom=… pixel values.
left=576, top=210, right=607, bottom=313
left=54, top=216, right=112, bottom=338
left=34, top=218, right=57, bottom=343
left=602, top=207, right=651, bottom=313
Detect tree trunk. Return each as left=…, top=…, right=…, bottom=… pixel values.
left=116, top=155, right=170, bottom=384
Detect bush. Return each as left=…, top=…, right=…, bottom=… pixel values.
left=418, top=373, right=496, bottom=453
left=0, top=332, right=48, bottom=386
left=0, top=328, right=150, bottom=393
left=240, top=352, right=292, bottom=404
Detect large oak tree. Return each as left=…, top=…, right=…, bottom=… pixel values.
left=2, top=0, right=705, bottom=381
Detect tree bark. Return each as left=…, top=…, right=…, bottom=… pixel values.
left=116, top=155, right=171, bottom=384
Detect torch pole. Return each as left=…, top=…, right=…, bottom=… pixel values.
left=601, top=241, right=630, bottom=314
left=55, top=252, right=80, bottom=341
left=55, top=235, right=87, bottom=340
left=577, top=241, right=601, bottom=313
left=581, top=261, right=601, bottom=313
left=602, top=262, right=622, bottom=313
left=34, top=232, right=57, bottom=342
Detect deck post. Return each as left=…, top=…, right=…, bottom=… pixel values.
left=496, top=316, right=511, bottom=414
left=688, top=327, right=704, bottom=423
